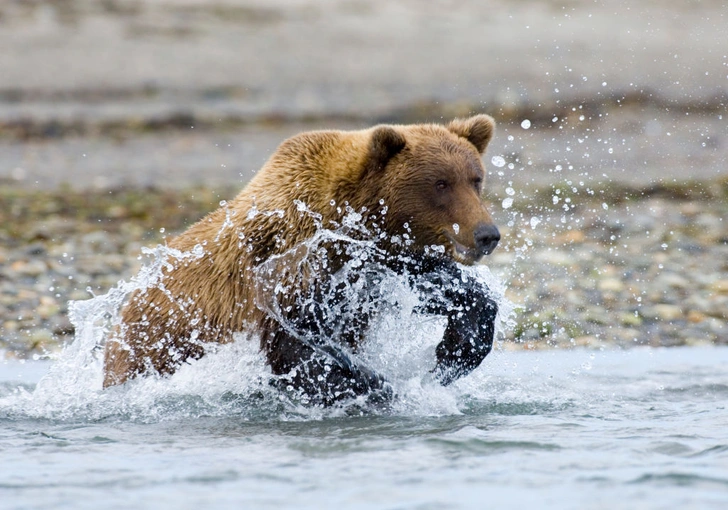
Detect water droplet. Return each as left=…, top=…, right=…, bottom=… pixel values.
left=520, top=119, right=532, bottom=130
left=502, top=197, right=514, bottom=209
left=491, top=156, right=506, bottom=168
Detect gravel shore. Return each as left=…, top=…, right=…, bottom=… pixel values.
left=2, top=180, right=726, bottom=359
left=497, top=181, right=728, bottom=350
left=1, top=0, right=726, bottom=358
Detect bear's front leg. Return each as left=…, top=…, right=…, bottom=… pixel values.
left=413, top=260, right=498, bottom=386
left=263, top=323, right=393, bottom=406
left=294, top=351, right=394, bottom=407
left=432, top=287, right=497, bottom=385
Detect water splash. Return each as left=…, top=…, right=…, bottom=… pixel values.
left=2, top=211, right=513, bottom=422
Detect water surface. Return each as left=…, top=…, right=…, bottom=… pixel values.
left=2, top=346, right=727, bottom=510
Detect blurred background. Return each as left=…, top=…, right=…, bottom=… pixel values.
left=1, top=0, right=727, bottom=355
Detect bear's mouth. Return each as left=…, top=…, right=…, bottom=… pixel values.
left=444, top=233, right=481, bottom=264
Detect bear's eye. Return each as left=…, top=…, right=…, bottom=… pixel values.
left=435, top=180, right=449, bottom=191
left=473, top=178, right=482, bottom=190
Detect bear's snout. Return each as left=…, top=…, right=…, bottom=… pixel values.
left=474, top=223, right=500, bottom=256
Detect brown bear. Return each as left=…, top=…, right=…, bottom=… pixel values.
left=103, top=115, right=501, bottom=405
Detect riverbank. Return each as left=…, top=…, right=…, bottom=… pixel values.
left=2, top=179, right=726, bottom=358
left=1, top=0, right=726, bottom=358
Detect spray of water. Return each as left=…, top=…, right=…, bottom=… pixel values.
left=2, top=211, right=514, bottom=422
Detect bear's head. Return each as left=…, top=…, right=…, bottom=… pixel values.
left=362, top=114, right=499, bottom=265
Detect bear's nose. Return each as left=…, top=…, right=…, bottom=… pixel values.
left=474, top=224, right=500, bottom=255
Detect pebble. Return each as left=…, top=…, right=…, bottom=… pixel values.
left=0, top=191, right=727, bottom=358
left=10, top=259, right=48, bottom=277
left=687, top=310, right=707, bottom=323
left=598, top=278, right=624, bottom=293
left=620, top=313, right=642, bottom=327
left=710, top=280, right=728, bottom=294
left=658, top=273, right=690, bottom=289
left=651, top=304, right=684, bottom=322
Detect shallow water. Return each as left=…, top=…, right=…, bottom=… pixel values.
left=2, top=231, right=726, bottom=509
left=2, top=346, right=727, bottom=510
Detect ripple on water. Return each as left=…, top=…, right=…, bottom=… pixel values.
left=629, top=472, right=728, bottom=489
left=426, top=437, right=561, bottom=455
left=688, top=444, right=728, bottom=458
left=461, top=398, right=575, bottom=416
left=660, top=383, right=728, bottom=399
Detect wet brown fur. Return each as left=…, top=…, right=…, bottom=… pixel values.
left=103, top=115, right=496, bottom=387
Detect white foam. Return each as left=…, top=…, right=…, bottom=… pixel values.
left=4, top=213, right=513, bottom=422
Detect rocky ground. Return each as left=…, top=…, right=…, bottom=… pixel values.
left=2, top=179, right=726, bottom=358
left=0, top=0, right=727, bottom=357
left=497, top=180, right=728, bottom=350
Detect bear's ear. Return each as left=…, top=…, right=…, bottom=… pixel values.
left=364, top=126, right=407, bottom=174
left=447, top=114, right=495, bottom=154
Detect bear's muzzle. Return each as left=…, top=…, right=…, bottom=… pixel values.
left=474, top=223, right=500, bottom=256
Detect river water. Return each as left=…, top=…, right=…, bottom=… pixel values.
left=2, top=345, right=727, bottom=510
